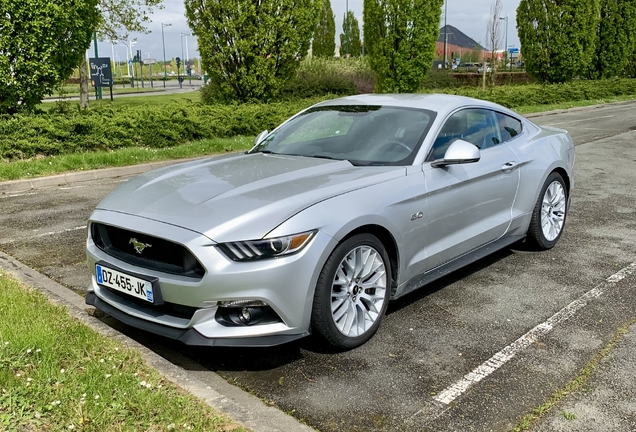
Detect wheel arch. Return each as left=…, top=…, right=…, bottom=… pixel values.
left=552, top=166, right=571, bottom=196
left=339, top=224, right=400, bottom=298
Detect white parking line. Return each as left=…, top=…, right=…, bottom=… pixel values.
left=433, top=262, right=636, bottom=405
left=0, top=226, right=87, bottom=245
left=32, top=226, right=87, bottom=238
left=545, top=115, right=614, bottom=126
left=0, top=192, right=38, bottom=199
left=58, top=185, right=86, bottom=190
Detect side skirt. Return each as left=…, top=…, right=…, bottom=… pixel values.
left=394, top=234, right=525, bottom=299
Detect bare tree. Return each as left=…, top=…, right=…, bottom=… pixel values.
left=483, top=0, right=503, bottom=89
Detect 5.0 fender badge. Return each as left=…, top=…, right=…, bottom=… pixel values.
left=129, top=238, right=152, bottom=254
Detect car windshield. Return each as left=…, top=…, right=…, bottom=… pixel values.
left=250, top=105, right=436, bottom=166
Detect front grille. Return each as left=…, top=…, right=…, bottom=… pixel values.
left=92, top=223, right=205, bottom=278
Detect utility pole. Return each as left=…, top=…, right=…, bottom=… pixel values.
left=162, top=23, right=172, bottom=88
left=93, top=33, right=102, bottom=100
left=500, top=16, right=509, bottom=71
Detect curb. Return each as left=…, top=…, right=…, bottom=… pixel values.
left=0, top=160, right=186, bottom=194
left=524, top=98, right=636, bottom=118
left=0, top=251, right=313, bottom=432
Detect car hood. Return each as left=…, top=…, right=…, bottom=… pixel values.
left=96, top=153, right=405, bottom=242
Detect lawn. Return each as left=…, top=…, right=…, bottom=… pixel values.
left=0, top=136, right=254, bottom=181
left=0, top=272, right=245, bottom=432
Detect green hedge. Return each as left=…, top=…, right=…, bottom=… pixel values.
left=2, top=78, right=636, bottom=161
left=436, top=78, right=636, bottom=108
left=0, top=99, right=324, bottom=160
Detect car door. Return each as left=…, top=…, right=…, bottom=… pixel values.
left=421, top=108, right=520, bottom=271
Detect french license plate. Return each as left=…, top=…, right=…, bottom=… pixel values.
left=96, top=264, right=155, bottom=303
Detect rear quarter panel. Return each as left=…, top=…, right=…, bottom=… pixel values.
left=506, top=121, right=575, bottom=235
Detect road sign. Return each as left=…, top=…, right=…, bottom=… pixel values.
left=508, top=47, right=519, bottom=54
left=128, top=59, right=133, bottom=65
left=144, top=58, right=157, bottom=65
left=89, top=57, right=113, bottom=88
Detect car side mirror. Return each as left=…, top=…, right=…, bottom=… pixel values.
left=431, top=139, right=481, bottom=168
left=254, top=130, right=269, bottom=146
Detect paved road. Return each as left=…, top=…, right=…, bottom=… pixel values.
left=42, top=80, right=202, bottom=103
left=1, top=102, right=636, bottom=431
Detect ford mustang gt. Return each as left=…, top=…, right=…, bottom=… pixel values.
left=85, top=94, right=575, bottom=349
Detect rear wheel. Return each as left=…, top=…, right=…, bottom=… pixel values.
left=311, top=233, right=391, bottom=350
left=527, top=172, right=568, bottom=250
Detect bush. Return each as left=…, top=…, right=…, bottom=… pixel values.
left=199, top=57, right=376, bottom=103
left=432, top=78, right=636, bottom=108
left=0, top=98, right=327, bottom=161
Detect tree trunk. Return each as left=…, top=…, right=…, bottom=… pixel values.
left=79, top=56, right=89, bottom=109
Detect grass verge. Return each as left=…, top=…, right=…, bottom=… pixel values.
left=0, top=272, right=245, bottom=432
left=515, top=94, right=636, bottom=115
left=40, top=91, right=200, bottom=111
left=513, top=319, right=636, bottom=431
left=0, top=136, right=253, bottom=181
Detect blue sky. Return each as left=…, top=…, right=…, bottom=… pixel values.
left=92, top=0, right=522, bottom=63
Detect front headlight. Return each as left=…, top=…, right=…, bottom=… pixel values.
left=217, top=230, right=316, bottom=261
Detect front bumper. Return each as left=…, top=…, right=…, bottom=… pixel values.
left=86, top=210, right=337, bottom=346
left=85, top=292, right=308, bottom=347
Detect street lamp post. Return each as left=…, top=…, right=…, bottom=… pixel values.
left=125, top=39, right=137, bottom=87
left=500, top=16, right=509, bottom=71
left=162, top=23, right=172, bottom=88
left=443, top=0, right=448, bottom=69
left=182, top=33, right=191, bottom=84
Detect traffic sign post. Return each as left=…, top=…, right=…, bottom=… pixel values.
left=508, top=47, right=520, bottom=70
left=128, top=59, right=134, bottom=87
left=145, top=58, right=157, bottom=88
left=89, top=57, right=114, bottom=101
left=176, top=57, right=182, bottom=89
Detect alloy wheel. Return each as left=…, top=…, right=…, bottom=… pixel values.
left=330, top=245, right=387, bottom=337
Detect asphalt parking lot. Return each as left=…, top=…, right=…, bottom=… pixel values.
left=1, top=102, right=635, bottom=431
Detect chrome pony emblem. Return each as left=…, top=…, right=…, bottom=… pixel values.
left=129, top=238, right=152, bottom=254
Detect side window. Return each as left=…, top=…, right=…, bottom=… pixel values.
left=496, top=112, right=523, bottom=142
left=429, top=109, right=501, bottom=160
left=462, top=109, right=501, bottom=150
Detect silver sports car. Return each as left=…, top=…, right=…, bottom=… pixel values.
left=85, top=94, right=575, bottom=349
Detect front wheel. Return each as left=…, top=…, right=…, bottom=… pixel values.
left=527, top=172, right=568, bottom=250
left=311, top=233, right=391, bottom=350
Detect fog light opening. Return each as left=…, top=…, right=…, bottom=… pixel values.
left=215, top=304, right=284, bottom=327
left=239, top=307, right=252, bottom=324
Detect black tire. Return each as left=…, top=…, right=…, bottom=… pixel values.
left=527, top=172, right=568, bottom=250
left=311, top=233, right=392, bottom=350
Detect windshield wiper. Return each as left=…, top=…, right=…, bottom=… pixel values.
left=250, top=149, right=278, bottom=155
left=310, top=154, right=340, bottom=161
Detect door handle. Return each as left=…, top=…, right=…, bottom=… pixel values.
left=502, top=161, right=517, bottom=173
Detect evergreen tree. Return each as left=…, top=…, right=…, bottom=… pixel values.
left=364, top=0, right=444, bottom=92
left=592, top=0, right=636, bottom=78
left=517, top=0, right=600, bottom=83
left=0, top=0, right=99, bottom=114
left=312, top=0, right=336, bottom=57
left=363, top=0, right=381, bottom=58
left=339, top=11, right=362, bottom=57
left=185, top=0, right=320, bottom=102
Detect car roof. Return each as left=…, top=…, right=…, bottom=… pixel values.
left=314, top=94, right=518, bottom=118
